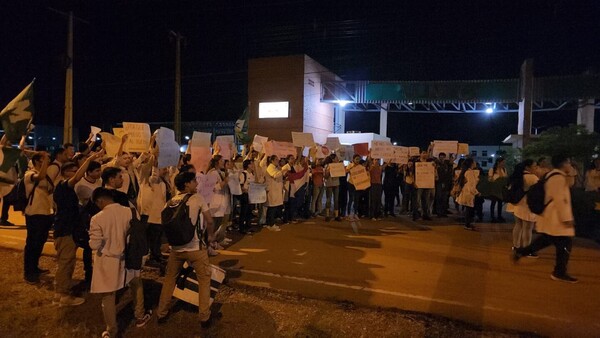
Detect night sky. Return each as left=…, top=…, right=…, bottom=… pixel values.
left=2, top=0, right=599, bottom=145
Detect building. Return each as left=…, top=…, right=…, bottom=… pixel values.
left=469, top=145, right=512, bottom=169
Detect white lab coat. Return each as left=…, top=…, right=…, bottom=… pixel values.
left=506, top=172, right=539, bottom=222
left=266, top=163, right=284, bottom=207
left=457, top=169, right=479, bottom=208
left=535, top=169, right=575, bottom=237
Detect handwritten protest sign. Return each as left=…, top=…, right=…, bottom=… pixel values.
left=214, top=135, right=235, bottom=160
left=99, top=132, right=121, bottom=158
left=264, top=141, right=296, bottom=158
left=196, top=173, right=218, bottom=203
left=370, top=140, right=394, bottom=160
left=415, top=162, right=435, bottom=189
left=457, top=143, right=469, bottom=155
left=350, top=165, right=371, bottom=190
left=123, top=122, right=151, bottom=153
left=291, top=132, right=315, bottom=147
left=248, top=182, right=267, bottom=204
left=113, top=128, right=125, bottom=139
left=227, top=173, right=242, bottom=196
left=409, top=147, right=420, bottom=157
left=91, top=126, right=101, bottom=139
left=328, top=162, right=346, bottom=178
left=392, top=146, right=409, bottom=164
left=191, top=131, right=212, bottom=148
left=253, top=134, right=268, bottom=152
left=433, top=140, right=458, bottom=157
left=157, top=127, right=180, bottom=168
left=190, top=146, right=211, bottom=174
left=325, top=137, right=341, bottom=151
left=315, top=145, right=330, bottom=159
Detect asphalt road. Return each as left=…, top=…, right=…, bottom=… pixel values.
left=2, top=206, right=599, bottom=337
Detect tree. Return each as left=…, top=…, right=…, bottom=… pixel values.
left=522, top=124, right=600, bottom=171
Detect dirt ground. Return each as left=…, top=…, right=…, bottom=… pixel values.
left=0, top=248, right=539, bottom=338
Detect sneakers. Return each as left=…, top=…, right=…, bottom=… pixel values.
left=511, top=249, right=523, bottom=263
left=267, top=225, right=281, bottom=232
left=101, top=330, right=111, bottom=338
left=207, top=247, right=219, bottom=257
left=213, top=243, right=225, bottom=250
left=135, top=310, right=153, bottom=327
left=525, top=253, right=539, bottom=259
left=551, top=273, right=578, bottom=283
left=222, top=237, right=233, bottom=244
left=58, top=295, right=85, bottom=307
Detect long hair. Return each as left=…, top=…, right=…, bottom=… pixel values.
left=492, top=157, right=505, bottom=175
left=458, top=158, right=474, bottom=187
left=509, top=159, right=534, bottom=192
left=208, top=155, right=223, bottom=171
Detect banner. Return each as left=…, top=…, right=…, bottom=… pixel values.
left=415, top=162, right=435, bottom=189
left=370, top=140, right=394, bottom=160
left=328, top=162, right=346, bottom=178
left=157, top=127, right=180, bottom=168
left=0, top=147, right=21, bottom=174
left=99, top=132, right=122, bottom=158
left=123, top=122, right=151, bottom=153
left=214, top=135, right=235, bottom=160
left=191, top=131, right=212, bottom=148
left=248, top=182, right=267, bottom=204
left=409, top=147, right=420, bottom=157
left=190, top=146, right=212, bottom=174
left=392, top=146, right=409, bottom=165
left=433, top=140, right=458, bottom=157
left=196, top=173, right=218, bottom=205
left=353, top=143, right=369, bottom=157
left=291, top=132, right=315, bottom=147
left=0, top=80, right=34, bottom=143
left=349, top=165, right=370, bottom=190
left=263, top=140, right=296, bottom=158
left=252, top=134, right=268, bottom=152
left=457, top=143, right=469, bottom=155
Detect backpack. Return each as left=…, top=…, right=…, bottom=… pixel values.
left=527, top=172, right=561, bottom=215
left=124, top=208, right=149, bottom=270
left=161, top=194, right=200, bottom=246
left=8, top=178, right=38, bottom=212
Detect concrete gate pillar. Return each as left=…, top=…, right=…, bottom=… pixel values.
left=379, top=103, right=388, bottom=137
left=577, top=99, right=595, bottom=132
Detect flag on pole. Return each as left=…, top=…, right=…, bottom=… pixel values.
left=0, top=80, right=34, bottom=143
left=234, top=106, right=250, bottom=144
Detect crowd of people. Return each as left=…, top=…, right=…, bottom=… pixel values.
left=0, top=128, right=598, bottom=337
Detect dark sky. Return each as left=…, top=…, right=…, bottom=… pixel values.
left=1, top=0, right=599, bottom=145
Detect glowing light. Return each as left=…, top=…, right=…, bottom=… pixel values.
left=335, top=100, right=351, bottom=107
left=52, top=137, right=56, bottom=140
left=184, top=135, right=190, bottom=140
left=485, top=108, right=493, bottom=114
left=393, top=142, right=398, bottom=146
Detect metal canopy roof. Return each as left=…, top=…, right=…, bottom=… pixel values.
left=321, top=74, right=600, bottom=112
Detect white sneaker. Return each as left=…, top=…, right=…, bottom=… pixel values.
left=207, top=247, right=220, bottom=256
left=222, top=237, right=233, bottom=243
left=59, top=295, right=85, bottom=307
left=214, top=243, right=225, bottom=250
left=268, top=225, right=281, bottom=232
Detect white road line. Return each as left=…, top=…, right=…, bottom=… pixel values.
left=232, top=268, right=571, bottom=323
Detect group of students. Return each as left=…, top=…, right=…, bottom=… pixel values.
left=0, top=131, right=223, bottom=338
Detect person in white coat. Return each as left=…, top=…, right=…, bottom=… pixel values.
left=506, top=159, right=539, bottom=255
left=263, top=154, right=284, bottom=230
left=513, top=155, right=578, bottom=283
left=89, top=188, right=151, bottom=338
left=456, top=158, right=479, bottom=230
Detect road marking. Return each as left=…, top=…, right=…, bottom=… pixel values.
left=0, top=235, right=25, bottom=241
left=230, top=267, right=572, bottom=324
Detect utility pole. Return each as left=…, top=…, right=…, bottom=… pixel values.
left=170, top=31, right=185, bottom=143
left=63, top=11, right=73, bottom=144
left=47, top=7, right=89, bottom=145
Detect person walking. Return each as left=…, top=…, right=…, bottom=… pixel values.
left=156, top=172, right=217, bottom=328
left=457, top=158, right=480, bottom=230
left=513, top=155, right=578, bottom=283
left=506, top=159, right=539, bottom=256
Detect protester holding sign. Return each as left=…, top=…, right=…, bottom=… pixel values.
left=263, top=154, right=284, bottom=231
left=323, top=153, right=342, bottom=222
left=413, top=151, right=435, bottom=221
left=457, top=158, right=480, bottom=230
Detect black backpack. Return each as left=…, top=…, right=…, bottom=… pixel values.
left=124, top=208, right=149, bottom=270
left=161, top=194, right=200, bottom=246
left=8, top=178, right=37, bottom=212
left=527, top=172, right=561, bottom=215
left=502, top=178, right=526, bottom=204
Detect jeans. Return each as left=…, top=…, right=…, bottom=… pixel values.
left=24, top=214, right=53, bottom=279
left=369, top=184, right=383, bottom=218
left=102, top=276, right=146, bottom=337
left=490, top=198, right=504, bottom=219
left=383, top=186, right=397, bottom=216
left=347, top=184, right=358, bottom=215
left=325, top=186, right=339, bottom=215
left=435, top=183, right=450, bottom=215
left=266, top=206, right=282, bottom=226
left=402, top=184, right=414, bottom=212
left=311, top=185, right=324, bottom=214
left=157, top=249, right=211, bottom=321
left=414, top=188, right=432, bottom=218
